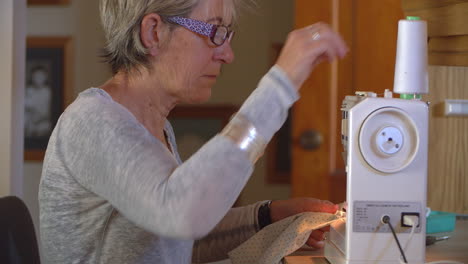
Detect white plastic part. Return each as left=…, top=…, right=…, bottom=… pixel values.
left=355, top=91, right=377, bottom=98
left=359, top=107, right=419, bottom=173
left=376, top=126, right=403, bottom=155
left=384, top=89, right=393, bottom=99
left=402, top=214, right=420, bottom=227
left=393, top=19, right=429, bottom=95
left=445, top=99, right=468, bottom=116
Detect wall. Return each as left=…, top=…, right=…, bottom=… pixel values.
left=24, top=0, right=111, bottom=242
left=23, top=0, right=294, bottom=248
left=427, top=66, right=468, bottom=214
left=0, top=0, right=26, bottom=197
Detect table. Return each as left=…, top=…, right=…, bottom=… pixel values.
left=284, top=219, right=468, bottom=264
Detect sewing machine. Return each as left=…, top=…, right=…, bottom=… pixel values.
left=324, top=17, right=429, bottom=264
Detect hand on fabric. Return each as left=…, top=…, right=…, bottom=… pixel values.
left=269, top=197, right=339, bottom=248
left=275, top=22, right=348, bottom=90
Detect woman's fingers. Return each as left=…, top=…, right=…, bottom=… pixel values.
left=301, top=197, right=339, bottom=214
left=306, top=238, right=325, bottom=249
left=311, top=229, right=325, bottom=241
left=270, top=198, right=338, bottom=223
left=312, top=26, right=347, bottom=62
left=306, top=230, right=326, bottom=248
left=319, top=24, right=348, bottom=58
left=311, top=23, right=348, bottom=58
left=306, top=227, right=334, bottom=249
left=275, top=22, right=348, bottom=90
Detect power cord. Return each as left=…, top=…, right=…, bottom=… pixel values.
left=382, top=215, right=408, bottom=263
left=402, top=215, right=417, bottom=252
left=391, top=214, right=463, bottom=264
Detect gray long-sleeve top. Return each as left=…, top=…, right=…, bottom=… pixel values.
left=39, top=65, right=299, bottom=263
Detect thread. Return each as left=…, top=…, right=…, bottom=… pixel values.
left=393, top=18, right=429, bottom=95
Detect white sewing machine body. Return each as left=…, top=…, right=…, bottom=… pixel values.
left=324, top=91, right=429, bottom=264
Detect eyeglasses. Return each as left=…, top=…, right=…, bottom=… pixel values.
left=167, top=16, right=234, bottom=46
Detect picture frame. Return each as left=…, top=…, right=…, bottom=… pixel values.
left=24, top=37, right=73, bottom=161
left=27, top=0, right=70, bottom=6
left=168, top=105, right=237, bottom=162
left=168, top=105, right=238, bottom=206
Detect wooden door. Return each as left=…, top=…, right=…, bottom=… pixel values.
left=291, top=0, right=404, bottom=203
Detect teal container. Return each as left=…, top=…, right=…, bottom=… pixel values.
left=426, top=211, right=457, bottom=234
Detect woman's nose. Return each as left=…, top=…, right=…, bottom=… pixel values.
left=215, top=41, right=235, bottom=64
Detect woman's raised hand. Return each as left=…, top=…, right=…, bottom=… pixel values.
left=275, top=22, right=348, bottom=90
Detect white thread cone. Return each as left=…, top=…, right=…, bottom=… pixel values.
left=393, top=19, right=429, bottom=95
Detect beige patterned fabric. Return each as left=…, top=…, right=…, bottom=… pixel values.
left=228, top=212, right=340, bottom=264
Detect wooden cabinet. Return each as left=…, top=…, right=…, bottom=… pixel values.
left=402, top=0, right=468, bottom=66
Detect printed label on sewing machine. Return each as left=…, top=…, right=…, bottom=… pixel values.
left=353, top=201, right=422, bottom=233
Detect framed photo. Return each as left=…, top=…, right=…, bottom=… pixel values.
left=27, top=0, right=70, bottom=5
left=168, top=105, right=238, bottom=205
left=168, top=105, right=237, bottom=162
left=24, top=37, right=72, bottom=161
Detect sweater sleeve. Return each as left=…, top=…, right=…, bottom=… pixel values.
left=192, top=201, right=266, bottom=263
left=52, top=65, right=298, bottom=240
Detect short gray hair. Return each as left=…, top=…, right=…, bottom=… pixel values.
left=99, top=0, right=242, bottom=74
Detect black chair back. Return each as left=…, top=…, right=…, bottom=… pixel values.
left=0, top=196, right=40, bottom=264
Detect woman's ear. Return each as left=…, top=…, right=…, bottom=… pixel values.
left=140, top=13, right=165, bottom=56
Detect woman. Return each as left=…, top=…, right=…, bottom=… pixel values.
left=39, top=0, right=348, bottom=263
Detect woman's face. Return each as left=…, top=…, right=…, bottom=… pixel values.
left=154, top=0, right=235, bottom=104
